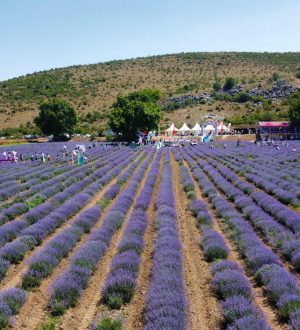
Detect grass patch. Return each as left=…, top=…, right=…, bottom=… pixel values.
left=294, top=204, right=300, bottom=213
left=38, top=316, right=61, bottom=330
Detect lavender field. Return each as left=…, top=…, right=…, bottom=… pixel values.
left=0, top=141, right=299, bottom=330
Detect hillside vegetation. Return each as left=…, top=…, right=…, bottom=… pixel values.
left=0, top=52, right=300, bottom=131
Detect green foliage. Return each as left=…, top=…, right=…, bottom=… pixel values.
left=203, top=245, right=229, bottom=262
left=0, top=71, right=78, bottom=104
left=213, top=81, right=222, bottom=92
left=22, top=274, right=41, bottom=289
left=278, top=299, right=300, bottom=319
left=187, top=191, right=196, bottom=200
left=0, top=312, right=10, bottom=329
left=95, top=317, right=122, bottom=330
left=99, top=198, right=111, bottom=208
left=215, top=92, right=260, bottom=104
left=80, top=111, right=106, bottom=124
left=0, top=124, right=41, bottom=139
left=227, top=109, right=288, bottom=125
left=26, top=195, right=43, bottom=209
left=50, top=301, right=67, bottom=316
left=109, top=89, right=161, bottom=141
left=271, top=72, right=280, bottom=81
left=34, top=99, right=77, bottom=138
left=38, top=317, right=60, bottom=330
left=223, top=77, right=237, bottom=91
left=288, top=92, right=300, bottom=127
left=175, top=83, right=197, bottom=94
left=295, top=71, right=300, bottom=79
left=184, top=184, right=194, bottom=193
left=234, top=92, right=251, bottom=103
left=107, top=295, right=123, bottom=309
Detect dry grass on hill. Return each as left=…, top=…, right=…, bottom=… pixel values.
left=0, top=52, right=299, bottom=129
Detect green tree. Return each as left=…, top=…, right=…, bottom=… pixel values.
left=109, top=89, right=161, bottom=141
left=34, top=99, right=77, bottom=139
left=223, top=77, right=237, bottom=91
left=288, top=92, right=300, bottom=127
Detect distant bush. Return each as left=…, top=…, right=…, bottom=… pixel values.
left=295, top=71, right=300, bottom=79
left=288, top=92, right=300, bottom=127
left=223, top=77, right=237, bottom=91
left=213, top=81, right=222, bottom=92
left=271, top=72, right=280, bottom=81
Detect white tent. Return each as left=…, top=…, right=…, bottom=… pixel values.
left=203, top=124, right=215, bottom=133
left=165, top=123, right=178, bottom=135
left=178, top=123, right=191, bottom=133
left=217, top=122, right=230, bottom=133
left=191, top=122, right=201, bottom=134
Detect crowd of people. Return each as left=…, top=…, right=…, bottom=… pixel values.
left=0, top=145, right=90, bottom=165
left=1, top=150, right=52, bottom=163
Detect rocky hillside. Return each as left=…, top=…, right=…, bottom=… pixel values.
left=0, top=52, right=300, bottom=130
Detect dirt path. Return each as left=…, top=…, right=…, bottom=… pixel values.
left=183, top=158, right=286, bottom=330
left=121, top=156, right=162, bottom=330
left=12, top=153, right=145, bottom=330
left=171, top=155, right=222, bottom=330
left=56, top=152, right=157, bottom=330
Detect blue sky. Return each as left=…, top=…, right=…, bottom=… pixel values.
left=1, top=0, right=299, bottom=81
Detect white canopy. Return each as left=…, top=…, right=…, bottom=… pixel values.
left=217, top=122, right=230, bottom=132
left=178, top=123, right=190, bottom=132
left=203, top=124, right=215, bottom=132
left=165, top=123, right=178, bottom=132
left=191, top=122, right=201, bottom=132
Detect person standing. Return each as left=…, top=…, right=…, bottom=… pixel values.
left=40, top=152, right=45, bottom=163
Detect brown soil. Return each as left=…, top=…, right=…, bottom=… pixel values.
left=12, top=152, right=145, bottom=329
left=55, top=152, right=157, bottom=330
left=182, top=158, right=286, bottom=330
left=124, top=155, right=162, bottom=330
left=171, top=154, right=222, bottom=330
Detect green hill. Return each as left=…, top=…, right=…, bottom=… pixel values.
left=0, top=52, right=300, bottom=131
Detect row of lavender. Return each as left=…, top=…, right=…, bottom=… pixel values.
left=200, top=143, right=300, bottom=205
left=194, top=147, right=300, bottom=272
left=176, top=150, right=270, bottom=330
left=47, top=149, right=156, bottom=315
left=0, top=144, right=125, bottom=327
left=0, top=148, right=141, bottom=283
left=0, top=148, right=115, bottom=223
left=0, top=144, right=108, bottom=205
left=0, top=148, right=149, bottom=327
left=21, top=149, right=146, bottom=289
left=100, top=152, right=161, bottom=312
left=143, top=151, right=187, bottom=330
left=181, top=146, right=300, bottom=328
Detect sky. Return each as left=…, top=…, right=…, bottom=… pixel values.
left=1, top=0, right=300, bottom=81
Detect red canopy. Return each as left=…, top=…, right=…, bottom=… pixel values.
left=259, top=121, right=289, bottom=128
